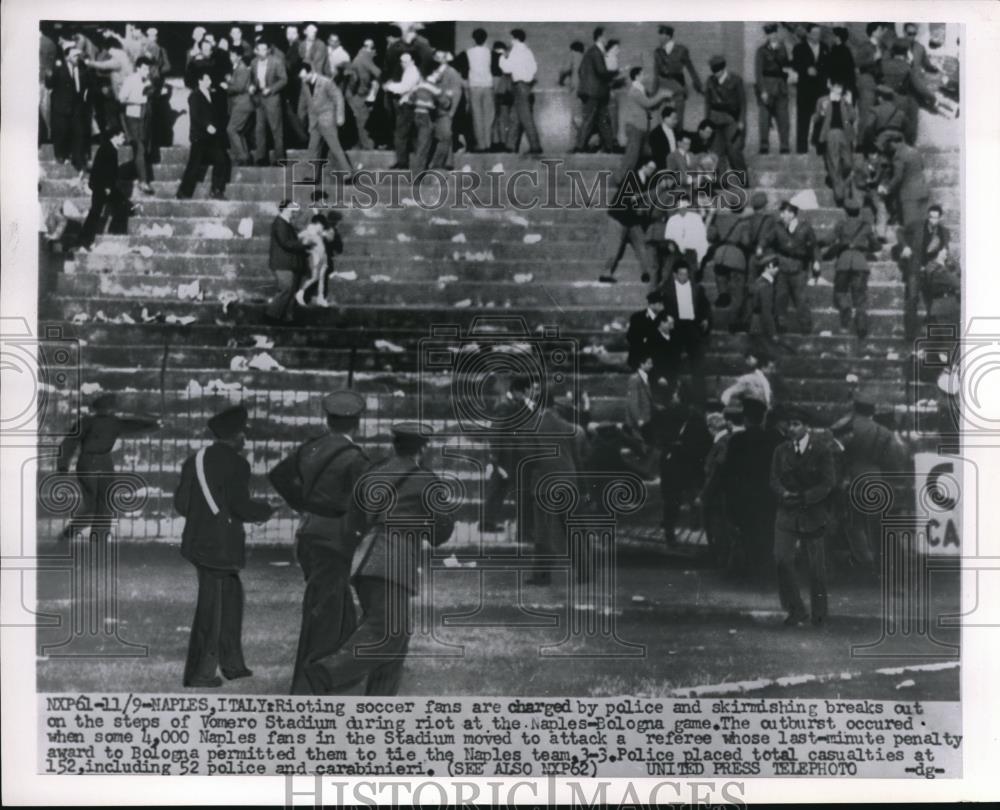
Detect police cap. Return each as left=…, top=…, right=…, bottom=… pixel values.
left=391, top=421, right=433, bottom=443
left=208, top=404, right=248, bottom=439
left=751, top=190, right=769, bottom=210
left=322, top=390, right=365, bottom=418
left=709, top=55, right=726, bottom=72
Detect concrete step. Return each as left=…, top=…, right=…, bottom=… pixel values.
left=65, top=251, right=912, bottom=283
left=37, top=144, right=962, bottom=169
left=60, top=320, right=911, bottom=359
left=51, top=295, right=908, bottom=336
left=58, top=272, right=908, bottom=309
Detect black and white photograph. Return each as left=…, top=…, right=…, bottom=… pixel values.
left=3, top=0, right=999, bottom=803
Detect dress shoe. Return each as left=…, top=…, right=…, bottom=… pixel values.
left=222, top=668, right=253, bottom=680
left=640, top=272, right=651, bottom=283
left=184, top=676, right=223, bottom=688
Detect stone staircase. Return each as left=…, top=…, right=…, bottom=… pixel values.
left=36, top=143, right=961, bottom=546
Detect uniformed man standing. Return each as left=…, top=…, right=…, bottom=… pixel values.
left=837, top=394, right=905, bottom=567
left=754, top=24, right=790, bottom=155
left=174, top=405, right=274, bottom=688
left=823, top=198, right=880, bottom=339
left=740, top=252, right=781, bottom=355
left=703, top=55, right=747, bottom=174
left=268, top=391, right=370, bottom=695
left=772, top=201, right=819, bottom=334
left=58, top=393, right=159, bottom=541
left=769, top=405, right=837, bottom=626
left=309, top=423, right=456, bottom=695
left=706, top=207, right=749, bottom=310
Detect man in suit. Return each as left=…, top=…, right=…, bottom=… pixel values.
left=298, top=63, right=353, bottom=176
left=722, top=397, right=782, bottom=577
left=755, top=24, right=791, bottom=154
left=660, top=261, right=712, bottom=401
left=894, top=201, right=947, bottom=339
left=771, top=201, right=818, bottom=334
left=769, top=405, right=837, bottom=626
left=647, top=105, right=681, bottom=170
left=522, top=394, right=587, bottom=585
left=282, top=25, right=310, bottom=148
left=652, top=25, right=702, bottom=130
left=77, top=129, right=131, bottom=249
left=346, top=38, right=381, bottom=150
left=269, top=391, right=371, bottom=695
left=812, top=79, right=858, bottom=206
left=309, top=423, right=456, bottom=695
left=618, top=66, right=672, bottom=172
left=225, top=49, right=255, bottom=165
left=882, top=134, right=930, bottom=236
left=323, top=32, right=351, bottom=82
left=823, top=198, right=880, bottom=338
left=46, top=47, right=91, bottom=173
left=300, top=23, right=328, bottom=79
left=626, top=355, right=658, bottom=450
left=251, top=39, right=288, bottom=166
left=861, top=85, right=908, bottom=152
left=57, top=393, right=158, bottom=541
left=792, top=24, right=830, bottom=154
left=855, top=23, right=886, bottom=127
left=265, top=200, right=309, bottom=324
left=600, top=159, right=657, bottom=284
left=627, top=290, right=676, bottom=384
left=903, top=22, right=939, bottom=76
left=828, top=27, right=857, bottom=95
left=703, top=55, right=747, bottom=175
left=174, top=405, right=274, bottom=687
left=431, top=50, right=464, bottom=170
left=177, top=69, right=229, bottom=200
left=574, top=27, right=618, bottom=153
left=741, top=253, right=782, bottom=356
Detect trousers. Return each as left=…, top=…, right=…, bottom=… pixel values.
left=184, top=566, right=247, bottom=685
left=774, top=525, right=828, bottom=619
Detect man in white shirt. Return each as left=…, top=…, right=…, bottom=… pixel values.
left=465, top=28, right=494, bottom=152
left=384, top=51, right=421, bottom=168
left=661, top=262, right=712, bottom=401
left=118, top=55, right=154, bottom=194
left=662, top=192, right=709, bottom=274
left=721, top=350, right=775, bottom=409
left=324, top=33, right=351, bottom=81
left=499, top=28, right=542, bottom=154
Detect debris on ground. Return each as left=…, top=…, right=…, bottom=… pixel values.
left=451, top=233, right=467, bottom=243
left=247, top=352, right=285, bottom=371
left=523, top=233, right=542, bottom=244
left=374, top=339, right=405, bottom=353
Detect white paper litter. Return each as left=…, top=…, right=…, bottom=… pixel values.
left=92, top=240, right=130, bottom=255
left=789, top=189, right=819, bottom=210
left=886, top=350, right=900, bottom=360
left=134, top=245, right=154, bottom=258
left=374, top=339, right=405, bottom=353
left=178, top=280, right=202, bottom=301
left=248, top=351, right=285, bottom=371
left=250, top=334, right=275, bottom=349
left=218, top=291, right=239, bottom=314
left=119, top=313, right=136, bottom=324
left=523, top=233, right=542, bottom=244
left=80, top=382, right=103, bottom=395
left=506, top=214, right=529, bottom=227
left=460, top=164, right=472, bottom=173
left=371, top=274, right=392, bottom=282
left=452, top=250, right=494, bottom=262
left=437, top=275, right=459, bottom=284
left=400, top=197, right=419, bottom=208
left=237, top=217, right=254, bottom=238
left=71, top=312, right=89, bottom=324
left=490, top=163, right=504, bottom=173
left=330, top=270, right=357, bottom=281
left=430, top=216, right=459, bottom=226
left=513, top=273, right=533, bottom=284
left=895, top=679, right=916, bottom=689
left=230, top=356, right=249, bottom=371
left=137, top=222, right=174, bottom=237
left=165, top=314, right=197, bottom=325
left=451, top=233, right=467, bottom=243
left=193, top=221, right=235, bottom=239
left=845, top=373, right=859, bottom=383
left=631, top=595, right=646, bottom=603
left=454, top=299, right=472, bottom=308
left=819, top=330, right=833, bottom=337
left=396, top=233, right=413, bottom=242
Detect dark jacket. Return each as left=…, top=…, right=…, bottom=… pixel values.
left=745, top=273, right=778, bottom=338
left=626, top=308, right=674, bottom=371
left=58, top=413, right=157, bottom=472
left=88, top=140, right=120, bottom=192
left=703, top=71, right=746, bottom=125
left=707, top=211, right=749, bottom=270
left=823, top=213, right=878, bottom=271
left=886, top=143, right=930, bottom=203
left=269, top=215, right=308, bottom=273
left=842, top=415, right=904, bottom=479
left=774, top=220, right=818, bottom=272
left=661, top=278, right=713, bottom=330
left=188, top=87, right=223, bottom=143
left=792, top=40, right=830, bottom=99
left=754, top=42, right=790, bottom=98
left=577, top=44, right=616, bottom=100
left=46, top=60, right=90, bottom=116
left=270, top=432, right=370, bottom=559
left=653, top=42, right=702, bottom=92
left=723, top=425, right=782, bottom=526
left=351, top=455, right=456, bottom=593
left=175, top=442, right=273, bottom=570
left=770, top=432, right=837, bottom=534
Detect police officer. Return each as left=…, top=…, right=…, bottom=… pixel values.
left=740, top=252, right=780, bottom=356
left=174, top=405, right=274, bottom=687
left=838, top=394, right=905, bottom=567
left=706, top=207, right=749, bottom=310
left=772, top=201, right=819, bottom=334
left=269, top=390, right=371, bottom=695
left=309, top=423, right=456, bottom=695
left=823, top=198, right=880, bottom=339
left=754, top=23, right=790, bottom=154
left=743, top=190, right=777, bottom=280
left=57, top=393, right=159, bottom=541
left=769, top=405, right=837, bottom=626
left=703, top=55, right=747, bottom=174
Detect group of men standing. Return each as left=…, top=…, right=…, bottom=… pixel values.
left=173, top=394, right=455, bottom=694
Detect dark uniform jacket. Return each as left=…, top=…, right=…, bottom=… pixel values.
left=774, top=220, right=818, bottom=273
left=754, top=42, right=790, bottom=98
left=842, top=415, right=903, bottom=479
left=47, top=60, right=91, bottom=117
left=174, top=442, right=274, bottom=570
left=744, top=209, right=778, bottom=257
left=879, top=56, right=936, bottom=107
left=58, top=414, right=158, bottom=472
left=704, top=71, right=745, bottom=126
left=351, top=455, right=456, bottom=594
left=653, top=43, right=702, bottom=92
left=886, top=143, right=930, bottom=204
left=723, top=425, right=782, bottom=525
left=707, top=211, right=749, bottom=270
left=824, top=213, right=879, bottom=271
left=770, top=432, right=837, bottom=534
left=269, top=432, right=370, bottom=559
left=626, top=308, right=674, bottom=370
left=188, top=87, right=224, bottom=142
